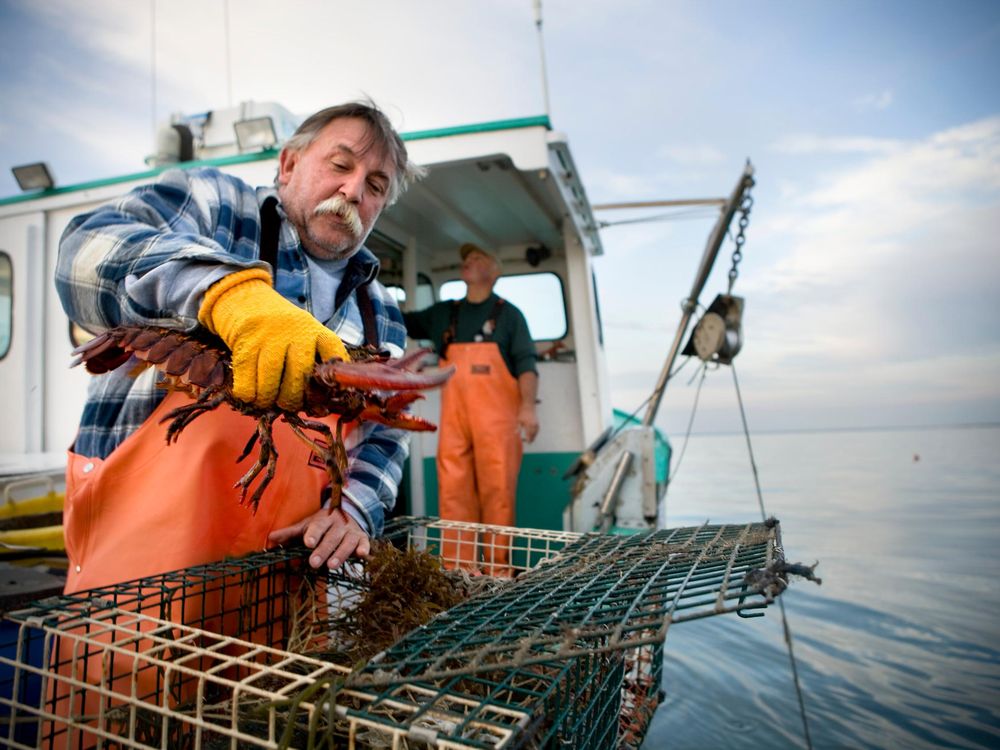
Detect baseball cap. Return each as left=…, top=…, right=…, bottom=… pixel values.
left=459, top=242, right=502, bottom=269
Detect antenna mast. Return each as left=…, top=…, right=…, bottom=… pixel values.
left=532, top=0, right=552, bottom=121
left=150, top=0, right=157, bottom=139
left=223, top=0, right=233, bottom=106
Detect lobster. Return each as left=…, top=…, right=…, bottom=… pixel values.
left=71, top=326, right=453, bottom=513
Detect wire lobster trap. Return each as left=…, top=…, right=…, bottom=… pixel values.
left=0, top=516, right=790, bottom=749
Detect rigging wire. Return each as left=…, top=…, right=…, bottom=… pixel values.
left=662, top=361, right=708, bottom=483
left=619, top=333, right=813, bottom=750
left=731, top=363, right=814, bottom=750
left=223, top=0, right=233, bottom=107
left=597, top=207, right=720, bottom=229
left=608, top=352, right=694, bottom=443
left=149, top=0, right=157, bottom=142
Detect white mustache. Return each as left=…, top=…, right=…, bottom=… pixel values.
left=313, top=196, right=363, bottom=238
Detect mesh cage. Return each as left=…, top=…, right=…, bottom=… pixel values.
left=0, top=516, right=785, bottom=749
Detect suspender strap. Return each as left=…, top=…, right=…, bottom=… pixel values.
left=484, top=297, right=506, bottom=334
left=442, top=300, right=461, bottom=359
left=356, top=283, right=380, bottom=349
left=260, top=195, right=379, bottom=349
left=442, top=296, right=506, bottom=357
left=258, top=196, right=281, bottom=274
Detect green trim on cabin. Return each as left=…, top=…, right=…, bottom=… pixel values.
left=0, top=150, right=281, bottom=207
left=401, top=115, right=551, bottom=142
left=0, top=115, right=552, bottom=208
left=420, top=451, right=577, bottom=533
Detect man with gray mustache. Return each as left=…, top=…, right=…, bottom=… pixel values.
left=56, top=102, right=423, bottom=591
left=312, top=195, right=365, bottom=242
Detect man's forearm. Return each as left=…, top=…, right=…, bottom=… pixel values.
left=516, top=371, right=540, bottom=443
left=55, top=169, right=259, bottom=331
left=518, top=371, right=538, bottom=408
left=343, top=422, right=410, bottom=536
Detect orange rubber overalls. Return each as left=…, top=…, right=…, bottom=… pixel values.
left=53, top=390, right=349, bottom=746
left=63, top=390, right=345, bottom=593
left=437, top=337, right=522, bottom=576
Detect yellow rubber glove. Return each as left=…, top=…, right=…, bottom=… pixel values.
left=198, top=268, right=349, bottom=411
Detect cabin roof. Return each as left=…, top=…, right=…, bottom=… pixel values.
left=0, top=114, right=603, bottom=257
left=0, top=116, right=552, bottom=208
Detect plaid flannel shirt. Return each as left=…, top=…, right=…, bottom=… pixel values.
left=55, top=167, right=409, bottom=536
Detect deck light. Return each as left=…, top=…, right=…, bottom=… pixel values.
left=12, top=162, right=55, bottom=192
left=234, top=116, right=278, bottom=152
left=525, top=244, right=551, bottom=267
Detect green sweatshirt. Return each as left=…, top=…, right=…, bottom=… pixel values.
left=403, top=293, right=537, bottom=378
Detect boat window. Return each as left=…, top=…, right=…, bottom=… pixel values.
left=386, top=273, right=435, bottom=310
left=0, top=252, right=9, bottom=360
left=439, top=272, right=568, bottom=341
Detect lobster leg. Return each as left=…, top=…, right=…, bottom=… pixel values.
left=236, top=428, right=260, bottom=464
left=331, top=420, right=349, bottom=510
left=284, top=413, right=347, bottom=512
left=282, top=413, right=333, bottom=457
left=237, top=412, right=279, bottom=513
left=161, top=386, right=227, bottom=444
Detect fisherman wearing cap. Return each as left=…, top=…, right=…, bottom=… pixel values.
left=404, top=243, right=539, bottom=574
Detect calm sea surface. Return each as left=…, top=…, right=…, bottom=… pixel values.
left=641, top=425, right=1000, bottom=750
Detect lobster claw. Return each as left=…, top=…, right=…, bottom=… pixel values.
left=313, top=358, right=455, bottom=391
left=359, top=400, right=439, bottom=432
left=357, top=392, right=438, bottom=431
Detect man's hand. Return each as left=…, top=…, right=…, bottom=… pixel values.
left=518, top=404, right=539, bottom=443
left=198, top=268, right=349, bottom=411
left=268, top=506, right=370, bottom=569
left=517, top=371, right=540, bottom=443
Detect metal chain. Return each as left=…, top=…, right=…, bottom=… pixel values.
left=727, top=187, right=754, bottom=294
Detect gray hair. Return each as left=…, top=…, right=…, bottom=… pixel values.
left=281, top=101, right=425, bottom=205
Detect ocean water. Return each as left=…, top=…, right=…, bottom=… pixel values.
left=641, top=425, right=1000, bottom=750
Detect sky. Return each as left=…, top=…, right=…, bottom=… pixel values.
left=0, top=0, right=998, bottom=435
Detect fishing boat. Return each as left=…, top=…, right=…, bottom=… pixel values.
left=0, top=101, right=808, bottom=749
left=0, top=99, right=758, bottom=538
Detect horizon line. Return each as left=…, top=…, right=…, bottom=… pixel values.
left=678, top=420, right=1000, bottom=438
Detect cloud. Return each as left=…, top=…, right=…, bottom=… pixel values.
left=657, top=144, right=726, bottom=164
left=12, top=0, right=152, bottom=78
left=770, top=133, right=903, bottom=156
left=746, top=115, right=1000, bottom=371
left=0, top=0, right=551, bottom=195
left=10, top=0, right=544, bottom=132
left=853, top=89, right=894, bottom=112
left=585, top=168, right=662, bottom=202
left=597, top=115, right=1000, bottom=431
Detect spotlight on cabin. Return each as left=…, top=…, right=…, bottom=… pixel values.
left=234, top=116, right=278, bottom=152
left=148, top=124, right=195, bottom=166
left=12, top=162, right=55, bottom=192
left=525, top=244, right=551, bottom=267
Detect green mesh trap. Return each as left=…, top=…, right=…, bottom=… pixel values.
left=0, top=516, right=789, bottom=749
